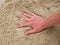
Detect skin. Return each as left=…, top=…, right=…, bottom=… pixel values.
left=17, top=10, right=60, bottom=35
left=45, top=11, right=60, bottom=28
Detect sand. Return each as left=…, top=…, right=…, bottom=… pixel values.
left=0, top=0, right=60, bottom=45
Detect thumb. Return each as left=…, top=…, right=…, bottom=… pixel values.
left=25, top=29, right=40, bottom=35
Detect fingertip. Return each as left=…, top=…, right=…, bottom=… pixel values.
left=25, top=32, right=30, bottom=35
left=24, top=30, right=35, bottom=35
left=17, top=25, right=20, bottom=28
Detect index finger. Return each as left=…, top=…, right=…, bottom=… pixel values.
left=20, top=10, right=32, bottom=18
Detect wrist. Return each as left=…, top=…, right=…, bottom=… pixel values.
left=42, top=18, right=53, bottom=29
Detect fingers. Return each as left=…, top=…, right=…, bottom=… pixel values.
left=25, top=29, right=39, bottom=35
left=31, top=12, right=44, bottom=18
left=17, top=16, right=21, bottom=20
left=19, top=18, right=30, bottom=22
left=20, top=10, right=32, bottom=18
left=17, top=16, right=30, bottom=22
left=17, top=23, right=30, bottom=28
left=31, top=12, right=37, bottom=16
left=25, top=28, right=43, bottom=35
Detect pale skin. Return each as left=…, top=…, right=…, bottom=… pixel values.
left=45, top=11, right=60, bottom=27
left=17, top=10, right=60, bottom=35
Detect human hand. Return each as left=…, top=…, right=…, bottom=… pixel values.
left=17, top=10, right=47, bottom=35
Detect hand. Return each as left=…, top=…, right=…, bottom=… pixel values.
left=17, top=10, right=46, bottom=35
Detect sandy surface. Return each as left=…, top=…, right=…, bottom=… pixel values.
left=0, top=0, right=60, bottom=45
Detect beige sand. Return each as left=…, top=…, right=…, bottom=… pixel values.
left=0, top=0, right=60, bottom=45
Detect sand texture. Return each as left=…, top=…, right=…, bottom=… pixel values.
left=0, top=0, right=60, bottom=45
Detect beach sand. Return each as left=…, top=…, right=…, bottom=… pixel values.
left=0, top=0, right=60, bottom=45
